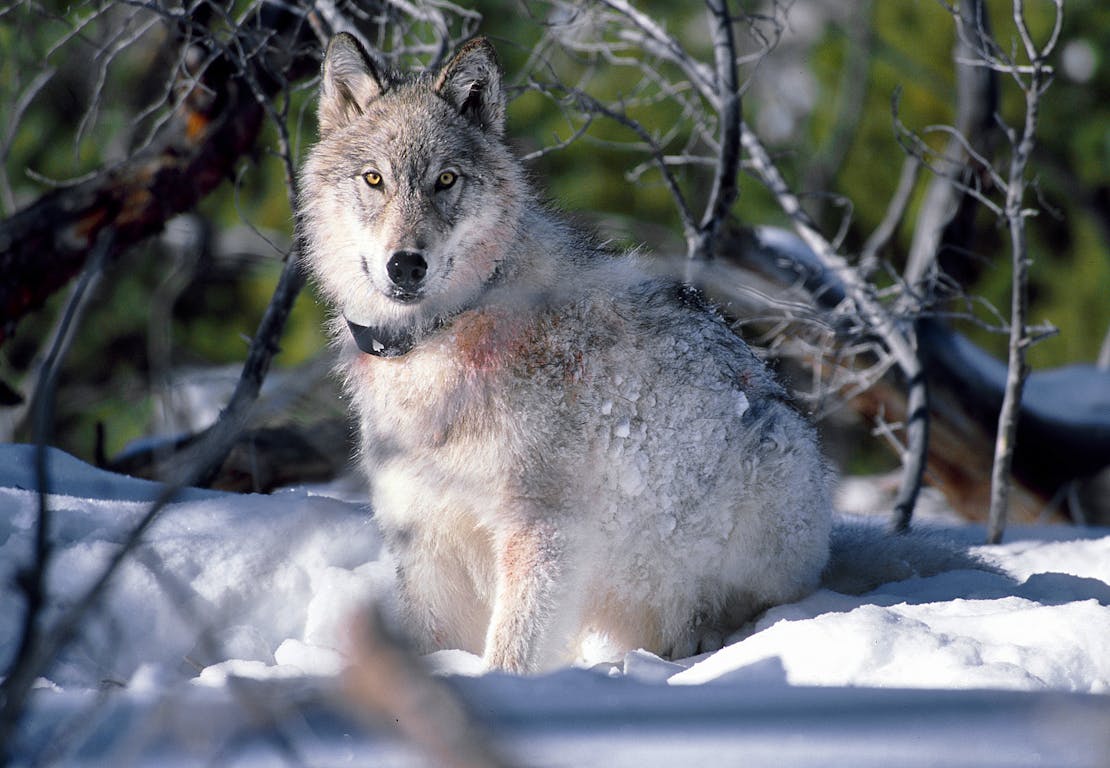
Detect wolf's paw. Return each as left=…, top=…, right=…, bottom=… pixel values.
left=666, top=623, right=727, bottom=660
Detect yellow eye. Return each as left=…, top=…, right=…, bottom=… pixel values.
left=363, top=171, right=383, bottom=188
left=436, top=171, right=457, bottom=190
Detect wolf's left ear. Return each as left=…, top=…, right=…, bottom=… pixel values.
left=434, top=38, right=506, bottom=137
left=319, top=33, right=384, bottom=134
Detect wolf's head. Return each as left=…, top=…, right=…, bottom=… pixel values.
left=299, top=34, right=526, bottom=351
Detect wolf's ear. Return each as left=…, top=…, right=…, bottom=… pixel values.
left=319, top=33, right=384, bottom=134
left=434, top=38, right=505, bottom=137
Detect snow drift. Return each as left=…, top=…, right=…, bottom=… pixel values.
left=2, top=444, right=1108, bottom=766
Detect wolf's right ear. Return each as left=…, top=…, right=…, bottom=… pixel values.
left=318, top=33, right=384, bottom=134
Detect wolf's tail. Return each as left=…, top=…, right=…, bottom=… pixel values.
left=821, top=516, right=999, bottom=595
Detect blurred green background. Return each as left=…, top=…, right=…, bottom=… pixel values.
left=1, top=0, right=1106, bottom=469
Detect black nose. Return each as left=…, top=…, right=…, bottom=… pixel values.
left=386, top=251, right=428, bottom=292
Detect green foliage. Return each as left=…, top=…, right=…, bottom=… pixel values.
left=2, top=0, right=1106, bottom=464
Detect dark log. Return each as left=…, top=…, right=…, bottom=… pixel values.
left=107, top=417, right=355, bottom=494
left=918, top=318, right=1110, bottom=515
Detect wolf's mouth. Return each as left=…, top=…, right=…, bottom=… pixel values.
left=387, top=287, right=424, bottom=304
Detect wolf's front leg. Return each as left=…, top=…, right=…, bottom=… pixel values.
left=483, top=519, right=582, bottom=673
left=388, top=524, right=495, bottom=657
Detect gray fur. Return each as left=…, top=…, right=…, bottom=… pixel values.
left=298, top=35, right=971, bottom=673
left=825, top=519, right=1000, bottom=595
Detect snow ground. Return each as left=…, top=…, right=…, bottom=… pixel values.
left=2, top=444, right=1109, bottom=766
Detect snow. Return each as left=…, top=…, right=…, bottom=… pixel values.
left=2, top=444, right=1109, bottom=766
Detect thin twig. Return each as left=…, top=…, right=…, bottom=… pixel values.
left=0, top=231, right=112, bottom=761
left=860, top=155, right=920, bottom=274
left=0, top=67, right=56, bottom=215
left=740, top=123, right=929, bottom=530
left=986, top=0, right=1061, bottom=544
left=691, top=0, right=742, bottom=264
left=1097, top=322, right=1110, bottom=371
left=533, top=80, right=699, bottom=246
left=599, top=0, right=717, bottom=98
left=346, top=606, right=516, bottom=768
left=803, top=3, right=875, bottom=213
left=905, top=0, right=998, bottom=291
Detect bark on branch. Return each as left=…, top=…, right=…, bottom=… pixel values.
left=691, top=0, right=742, bottom=263
left=904, top=0, right=999, bottom=292
left=986, top=0, right=1064, bottom=543
left=734, top=127, right=929, bottom=531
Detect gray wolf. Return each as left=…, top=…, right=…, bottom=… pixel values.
left=298, top=35, right=966, bottom=673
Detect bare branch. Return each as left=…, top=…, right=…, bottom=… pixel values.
left=986, top=0, right=1063, bottom=544
left=72, top=8, right=161, bottom=163
left=691, top=0, right=742, bottom=264
left=312, top=0, right=377, bottom=55
left=0, top=231, right=111, bottom=756
left=345, top=606, right=516, bottom=768
left=739, top=124, right=928, bottom=530
left=0, top=1, right=320, bottom=347
left=529, top=79, right=700, bottom=247
left=519, top=112, right=596, bottom=162
left=905, top=0, right=999, bottom=292
left=600, top=0, right=718, bottom=99
left=0, top=67, right=56, bottom=215
left=859, top=156, right=920, bottom=274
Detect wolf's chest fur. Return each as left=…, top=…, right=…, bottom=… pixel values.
left=346, top=303, right=587, bottom=451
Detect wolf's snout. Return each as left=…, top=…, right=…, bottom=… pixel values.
left=386, top=251, right=428, bottom=295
